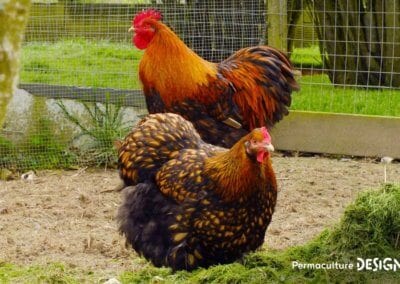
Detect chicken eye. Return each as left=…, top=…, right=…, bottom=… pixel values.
left=143, top=24, right=155, bottom=31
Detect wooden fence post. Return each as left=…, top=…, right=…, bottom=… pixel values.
left=267, top=0, right=288, bottom=51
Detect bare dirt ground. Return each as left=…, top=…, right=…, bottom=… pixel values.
left=0, top=155, right=399, bottom=277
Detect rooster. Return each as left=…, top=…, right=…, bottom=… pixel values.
left=117, top=113, right=277, bottom=271
left=130, top=9, right=299, bottom=147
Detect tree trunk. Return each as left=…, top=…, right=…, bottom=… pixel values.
left=0, top=0, right=31, bottom=127
left=308, top=0, right=400, bottom=88
left=382, top=0, right=400, bottom=87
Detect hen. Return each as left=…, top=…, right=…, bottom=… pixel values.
left=130, top=9, right=299, bottom=147
left=117, top=113, right=277, bottom=271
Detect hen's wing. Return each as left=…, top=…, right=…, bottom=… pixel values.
left=218, top=46, right=300, bottom=129
left=155, top=148, right=218, bottom=202
left=118, top=113, right=202, bottom=185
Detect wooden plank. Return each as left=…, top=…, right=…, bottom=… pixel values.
left=267, top=0, right=288, bottom=51
left=19, top=83, right=146, bottom=108
left=271, top=111, right=400, bottom=158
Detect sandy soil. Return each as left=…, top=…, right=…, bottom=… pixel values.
left=0, top=155, right=399, bottom=277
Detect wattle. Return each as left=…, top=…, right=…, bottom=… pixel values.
left=133, top=35, right=148, bottom=50
left=257, top=150, right=266, bottom=163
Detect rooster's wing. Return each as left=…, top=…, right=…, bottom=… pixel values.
left=218, top=46, right=299, bottom=129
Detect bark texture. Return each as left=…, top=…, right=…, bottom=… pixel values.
left=308, top=0, right=400, bottom=87
left=0, top=0, right=31, bottom=127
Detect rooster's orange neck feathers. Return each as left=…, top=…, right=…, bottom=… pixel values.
left=139, top=19, right=219, bottom=106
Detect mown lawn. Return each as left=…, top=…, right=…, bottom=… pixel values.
left=293, top=74, right=400, bottom=117
left=290, top=45, right=323, bottom=69
left=289, top=46, right=400, bottom=116
left=21, top=39, right=143, bottom=90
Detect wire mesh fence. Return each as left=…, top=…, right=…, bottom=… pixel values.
left=288, top=0, right=400, bottom=116
left=1, top=0, right=400, bottom=172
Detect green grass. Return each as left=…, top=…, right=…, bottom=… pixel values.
left=57, top=94, right=132, bottom=167
left=0, top=262, right=99, bottom=284
left=33, top=0, right=151, bottom=2
left=1, top=184, right=399, bottom=283
left=292, top=74, right=400, bottom=116
left=290, top=45, right=323, bottom=68
left=289, top=46, right=400, bottom=116
left=21, top=39, right=143, bottom=90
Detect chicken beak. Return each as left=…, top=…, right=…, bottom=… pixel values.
left=263, top=142, right=274, bottom=152
left=249, top=141, right=274, bottom=153
left=128, top=26, right=135, bottom=33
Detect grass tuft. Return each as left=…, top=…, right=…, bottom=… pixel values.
left=57, top=95, right=133, bottom=167
left=328, top=183, right=400, bottom=258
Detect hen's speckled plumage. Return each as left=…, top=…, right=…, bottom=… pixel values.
left=117, top=113, right=277, bottom=270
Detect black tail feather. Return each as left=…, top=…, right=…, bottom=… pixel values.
left=117, top=183, right=177, bottom=267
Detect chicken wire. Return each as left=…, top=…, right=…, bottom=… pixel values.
left=2, top=0, right=267, bottom=171
left=1, top=0, right=400, bottom=171
left=287, top=0, right=400, bottom=114
left=21, top=0, right=266, bottom=100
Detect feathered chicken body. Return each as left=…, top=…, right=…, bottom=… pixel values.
left=117, top=113, right=277, bottom=270
left=131, top=9, right=299, bottom=147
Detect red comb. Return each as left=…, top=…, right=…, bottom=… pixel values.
left=260, top=127, right=271, bottom=142
left=133, top=9, right=162, bottom=27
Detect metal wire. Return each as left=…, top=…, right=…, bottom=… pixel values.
left=1, top=0, right=399, bottom=171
